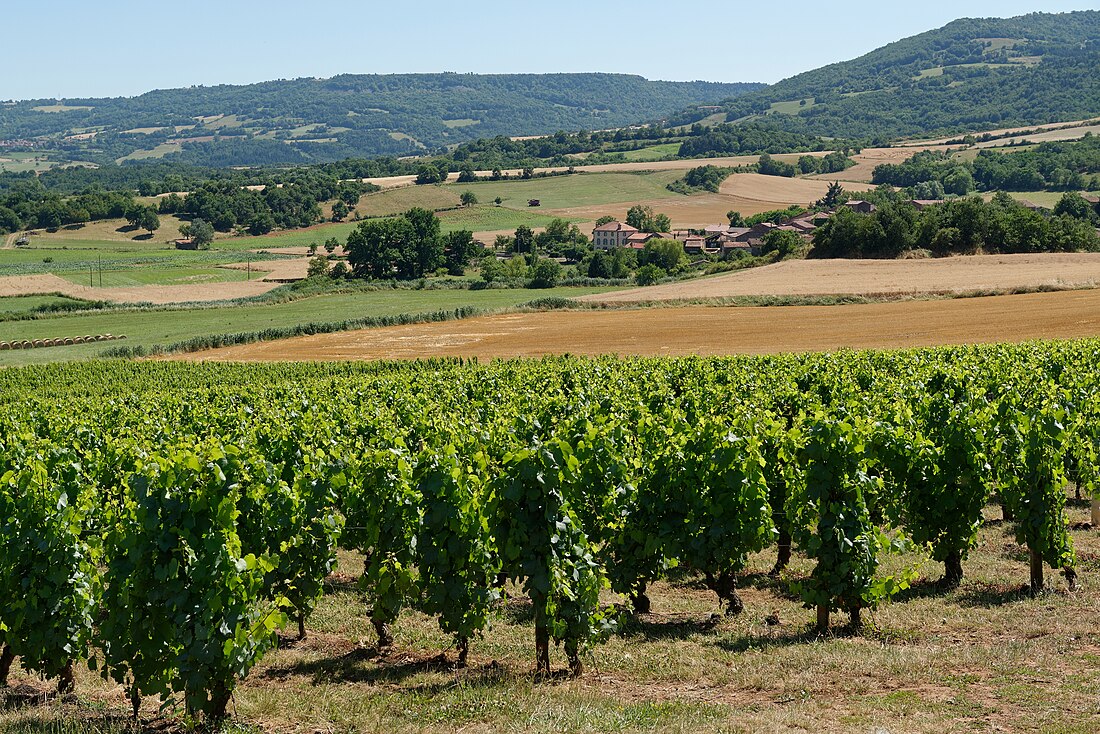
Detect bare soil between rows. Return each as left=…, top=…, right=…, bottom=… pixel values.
left=171, top=289, right=1100, bottom=362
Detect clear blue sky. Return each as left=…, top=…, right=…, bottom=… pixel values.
left=4, top=0, right=1097, bottom=100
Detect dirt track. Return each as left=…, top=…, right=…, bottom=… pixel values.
left=171, top=289, right=1100, bottom=362
left=579, top=253, right=1100, bottom=302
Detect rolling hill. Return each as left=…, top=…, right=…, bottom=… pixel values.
left=0, top=74, right=762, bottom=167
left=670, top=10, right=1100, bottom=141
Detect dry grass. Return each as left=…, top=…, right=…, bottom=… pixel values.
left=172, top=288, right=1100, bottom=362
left=0, top=273, right=280, bottom=304
left=808, top=146, right=947, bottom=183
left=974, top=124, right=1100, bottom=148
left=717, top=173, right=873, bottom=203
left=3, top=502, right=1098, bottom=733
left=581, top=253, right=1100, bottom=302
left=19, top=216, right=194, bottom=246
left=905, top=117, right=1100, bottom=147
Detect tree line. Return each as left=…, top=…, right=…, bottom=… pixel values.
left=873, top=137, right=1100, bottom=194
left=812, top=192, right=1100, bottom=258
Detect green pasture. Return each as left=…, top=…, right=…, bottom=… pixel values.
left=768, top=98, right=816, bottom=114
left=449, top=171, right=685, bottom=210
left=56, top=266, right=258, bottom=288
left=437, top=205, right=584, bottom=233
left=619, top=142, right=683, bottom=161
left=0, top=295, right=88, bottom=315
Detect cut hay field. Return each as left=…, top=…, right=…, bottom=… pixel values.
left=903, top=117, right=1100, bottom=147
left=809, top=146, right=946, bottom=183
left=6, top=507, right=1098, bottom=734
left=177, top=288, right=1100, bottom=362
left=0, top=286, right=616, bottom=367
left=718, top=173, right=874, bottom=204
left=973, top=123, right=1100, bottom=147
left=579, top=253, right=1100, bottom=302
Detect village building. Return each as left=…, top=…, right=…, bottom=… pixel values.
left=842, top=200, right=877, bottom=214
left=625, top=231, right=671, bottom=248
left=592, top=221, right=640, bottom=250
left=911, top=199, right=946, bottom=211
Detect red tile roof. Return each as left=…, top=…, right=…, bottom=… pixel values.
left=593, top=221, right=639, bottom=233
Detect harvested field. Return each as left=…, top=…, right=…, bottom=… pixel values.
left=809, top=146, right=945, bottom=183
left=0, top=274, right=78, bottom=297
left=0, top=273, right=280, bottom=304
left=224, top=257, right=308, bottom=281
left=547, top=193, right=800, bottom=227
left=172, top=289, right=1100, bottom=362
left=904, top=117, right=1100, bottom=146
left=975, top=123, right=1100, bottom=147
left=581, top=253, right=1100, bottom=302
left=718, top=173, right=874, bottom=204
left=360, top=153, right=831, bottom=190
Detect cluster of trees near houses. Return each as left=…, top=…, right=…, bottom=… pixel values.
left=872, top=136, right=1100, bottom=195
left=317, top=205, right=699, bottom=288
left=812, top=191, right=1100, bottom=258
left=337, top=208, right=576, bottom=288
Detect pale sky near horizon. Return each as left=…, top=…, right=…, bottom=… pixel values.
left=3, top=0, right=1097, bottom=100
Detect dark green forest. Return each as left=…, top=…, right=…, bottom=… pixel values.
left=668, top=11, right=1100, bottom=140
left=0, top=74, right=761, bottom=166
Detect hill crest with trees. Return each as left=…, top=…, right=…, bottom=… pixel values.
left=669, top=10, right=1100, bottom=141
left=0, top=74, right=762, bottom=167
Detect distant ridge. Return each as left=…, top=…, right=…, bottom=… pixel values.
left=0, top=74, right=763, bottom=166
left=668, top=10, right=1100, bottom=140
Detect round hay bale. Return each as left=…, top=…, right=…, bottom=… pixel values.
left=95, top=335, right=107, bottom=342
left=83, top=336, right=93, bottom=342
left=63, top=337, right=74, bottom=345
left=73, top=336, right=84, bottom=344
left=0, top=342, right=9, bottom=350
left=32, top=340, right=42, bottom=348
left=20, top=341, right=32, bottom=349
left=40, top=339, right=54, bottom=348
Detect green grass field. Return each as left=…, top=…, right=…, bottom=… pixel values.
left=619, top=143, right=683, bottom=161
left=768, top=98, right=816, bottom=114
left=450, top=172, right=685, bottom=210
left=437, top=205, right=584, bottom=233
left=0, top=295, right=87, bottom=314
left=356, top=185, right=461, bottom=217
left=56, top=265, right=259, bottom=288
left=0, top=286, right=615, bottom=366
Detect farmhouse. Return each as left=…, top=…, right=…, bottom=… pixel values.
left=592, top=221, right=639, bottom=249
left=625, top=231, right=671, bottom=248
left=911, top=199, right=946, bottom=211
left=842, top=200, right=877, bottom=214
left=677, top=234, right=708, bottom=255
